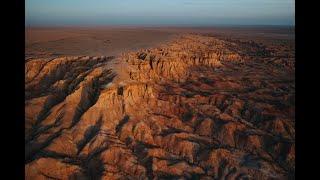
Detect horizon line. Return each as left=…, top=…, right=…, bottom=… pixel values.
left=25, top=24, right=295, bottom=29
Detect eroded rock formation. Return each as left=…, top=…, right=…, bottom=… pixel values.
left=25, top=35, right=295, bottom=179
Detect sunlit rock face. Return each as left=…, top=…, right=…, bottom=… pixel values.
left=25, top=35, right=295, bottom=179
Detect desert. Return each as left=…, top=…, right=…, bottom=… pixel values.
left=25, top=26, right=295, bottom=179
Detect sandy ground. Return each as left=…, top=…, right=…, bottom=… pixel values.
left=25, top=26, right=294, bottom=59
left=25, top=27, right=177, bottom=59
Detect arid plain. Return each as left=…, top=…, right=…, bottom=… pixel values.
left=25, top=26, right=295, bottom=179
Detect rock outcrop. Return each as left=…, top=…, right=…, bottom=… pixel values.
left=25, top=35, right=295, bottom=179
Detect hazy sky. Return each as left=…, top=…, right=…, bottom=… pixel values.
left=26, top=0, right=295, bottom=26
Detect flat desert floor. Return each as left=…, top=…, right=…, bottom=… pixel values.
left=25, top=26, right=295, bottom=179
left=25, top=26, right=294, bottom=58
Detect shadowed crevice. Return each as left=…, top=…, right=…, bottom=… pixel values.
left=77, top=117, right=103, bottom=155
left=115, top=115, right=130, bottom=134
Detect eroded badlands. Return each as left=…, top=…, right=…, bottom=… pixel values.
left=25, top=34, right=295, bottom=179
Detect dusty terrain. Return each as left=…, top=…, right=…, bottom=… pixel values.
left=25, top=27, right=177, bottom=59
left=25, top=27, right=295, bottom=179
left=25, top=26, right=293, bottom=59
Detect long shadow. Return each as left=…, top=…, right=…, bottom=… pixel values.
left=115, top=115, right=130, bottom=134
left=76, top=117, right=103, bottom=155
left=25, top=129, right=63, bottom=164
left=82, top=154, right=105, bottom=180
left=70, top=70, right=116, bottom=128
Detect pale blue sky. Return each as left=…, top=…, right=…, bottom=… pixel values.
left=26, top=0, right=295, bottom=26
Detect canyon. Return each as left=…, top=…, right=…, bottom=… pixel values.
left=25, top=30, right=295, bottom=179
